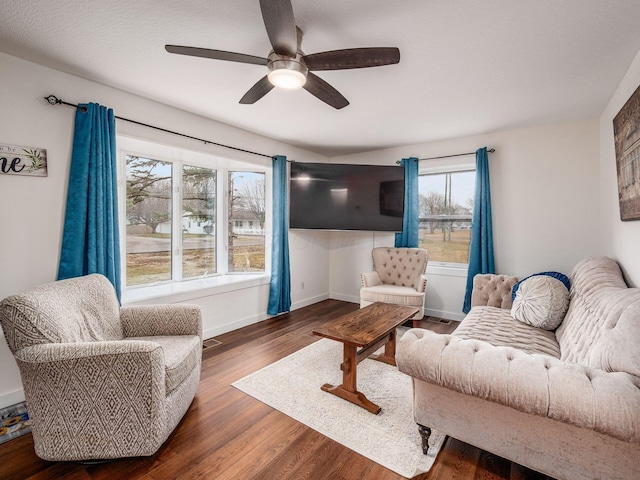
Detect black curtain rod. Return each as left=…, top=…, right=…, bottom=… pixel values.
left=44, top=95, right=273, bottom=159
left=421, top=148, right=495, bottom=161
left=396, top=148, right=495, bottom=164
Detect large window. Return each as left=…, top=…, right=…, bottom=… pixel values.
left=418, top=169, right=475, bottom=265
left=229, top=172, right=266, bottom=273
left=126, top=156, right=173, bottom=285
left=120, top=138, right=267, bottom=289
left=181, top=165, right=217, bottom=279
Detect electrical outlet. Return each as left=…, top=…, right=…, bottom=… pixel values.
left=300, top=281, right=305, bottom=290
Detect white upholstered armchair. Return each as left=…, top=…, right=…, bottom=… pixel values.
left=360, top=247, right=429, bottom=327
left=0, top=274, right=202, bottom=461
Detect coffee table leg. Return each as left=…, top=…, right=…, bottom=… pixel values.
left=321, top=344, right=381, bottom=414
left=369, top=329, right=397, bottom=366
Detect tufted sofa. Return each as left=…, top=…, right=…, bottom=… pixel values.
left=0, top=274, right=203, bottom=461
left=397, top=256, right=640, bottom=480
left=360, top=247, right=429, bottom=325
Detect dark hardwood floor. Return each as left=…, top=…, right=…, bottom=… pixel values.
left=0, top=300, right=553, bottom=480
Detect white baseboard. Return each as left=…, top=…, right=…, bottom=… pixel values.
left=291, top=293, right=330, bottom=311
left=202, top=312, right=269, bottom=340
left=201, top=293, right=331, bottom=340
left=329, top=292, right=360, bottom=304
left=424, top=307, right=465, bottom=322
left=329, top=294, right=464, bottom=322
left=0, top=389, right=25, bottom=410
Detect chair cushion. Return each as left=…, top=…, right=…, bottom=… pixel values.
left=128, top=335, right=201, bottom=394
left=454, top=306, right=561, bottom=358
left=360, top=285, right=424, bottom=307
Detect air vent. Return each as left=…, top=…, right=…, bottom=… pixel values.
left=202, top=338, right=222, bottom=350
left=426, top=317, right=452, bottom=325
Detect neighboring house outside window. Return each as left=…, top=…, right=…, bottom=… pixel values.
left=418, top=164, right=476, bottom=266
left=119, top=136, right=268, bottom=289
left=228, top=171, right=266, bottom=273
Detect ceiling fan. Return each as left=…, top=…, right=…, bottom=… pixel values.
left=165, top=0, right=400, bottom=109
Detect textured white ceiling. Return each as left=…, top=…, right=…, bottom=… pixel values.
left=2, top=0, right=640, bottom=157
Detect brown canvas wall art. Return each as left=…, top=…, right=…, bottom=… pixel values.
left=613, top=84, right=640, bottom=221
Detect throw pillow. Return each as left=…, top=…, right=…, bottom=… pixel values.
left=511, top=275, right=570, bottom=330
left=512, top=271, right=571, bottom=300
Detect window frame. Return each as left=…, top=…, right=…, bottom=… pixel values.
left=117, top=135, right=271, bottom=297
left=418, top=158, right=476, bottom=269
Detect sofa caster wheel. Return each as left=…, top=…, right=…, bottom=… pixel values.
left=418, top=424, right=432, bottom=454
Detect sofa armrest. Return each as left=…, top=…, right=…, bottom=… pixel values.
left=14, top=341, right=167, bottom=459
left=471, top=274, right=519, bottom=309
left=15, top=340, right=163, bottom=363
left=120, top=304, right=202, bottom=339
left=361, top=271, right=382, bottom=287
left=397, top=329, right=640, bottom=445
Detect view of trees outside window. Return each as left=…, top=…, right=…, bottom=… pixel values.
left=418, top=170, right=475, bottom=264
left=126, top=156, right=173, bottom=285
left=229, top=172, right=266, bottom=272
left=182, top=165, right=216, bottom=279
left=125, top=156, right=266, bottom=286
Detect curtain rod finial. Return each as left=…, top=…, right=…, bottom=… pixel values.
left=44, top=95, right=60, bottom=105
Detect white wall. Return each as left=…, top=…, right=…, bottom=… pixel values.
left=329, top=230, right=394, bottom=303
left=599, top=48, right=640, bottom=286
left=328, top=118, right=602, bottom=318
left=0, top=52, right=330, bottom=408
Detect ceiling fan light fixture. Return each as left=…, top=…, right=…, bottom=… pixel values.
left=267, top=57, right=308, bottom=89
left=268, top=69, right=306, bottom=89
left=166, top=0, right=400, bottom=108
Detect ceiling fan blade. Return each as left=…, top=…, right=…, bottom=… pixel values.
left=239, top=76, right=275, bottom=104
left=165, top=45, right=268, bottom=66
left=259, top=0, right=297, bottom=57
left=303, top=73, right=349, bottom=109
left=303, top=47, right=400, bottom=71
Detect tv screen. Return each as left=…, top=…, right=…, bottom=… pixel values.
left=289, top=162, right=405, bottom=231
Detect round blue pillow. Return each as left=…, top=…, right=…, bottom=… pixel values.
left=512, top=271, right=570, bottom=301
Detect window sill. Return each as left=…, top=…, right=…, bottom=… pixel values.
left=426, top=263, right=469, bottom=277
left=122, top=273, right=271, bottom=305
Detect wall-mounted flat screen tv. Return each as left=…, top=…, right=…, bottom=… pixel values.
left=289, top=162, right=405, bottom=231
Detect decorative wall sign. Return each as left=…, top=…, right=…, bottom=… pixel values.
left=613, top=84, right=640, bottom=220
left=0, top=143, right=48, bottom=177
left=0, top=401, right=31, bottom=445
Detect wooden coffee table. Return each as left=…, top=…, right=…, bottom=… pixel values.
left=312, top=302, right=420, bottom=414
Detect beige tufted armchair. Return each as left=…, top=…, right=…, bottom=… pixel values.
left=360, top=247, right=429, bottom=327
left=0, top=274, right=202, bottom=461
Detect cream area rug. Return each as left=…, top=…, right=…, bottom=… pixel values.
left=232, top=334, right=446, bottom=478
